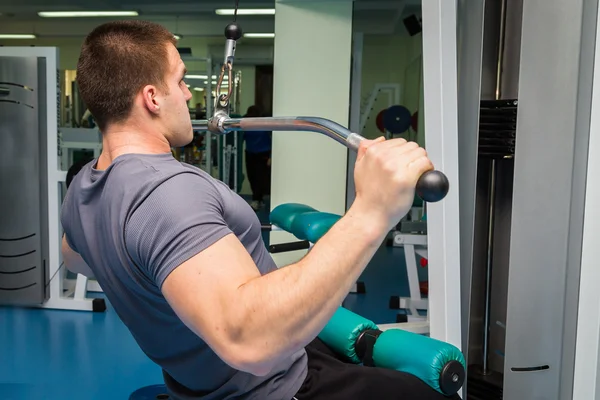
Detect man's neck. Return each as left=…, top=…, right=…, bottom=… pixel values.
left=97, top=122, right=171, bottom=170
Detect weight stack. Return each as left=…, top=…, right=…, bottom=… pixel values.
left=467, top=99, right=518, bottom=400
left=478, top=99, right=518, bottom=159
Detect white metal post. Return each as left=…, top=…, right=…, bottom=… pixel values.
left=421, top=0, right=462, bottom=348
left=572, top=4, right=600, bottom=396
left=205, top=57, right=213, bottom=174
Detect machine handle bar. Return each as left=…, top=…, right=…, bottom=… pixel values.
left=191, top=116, right=449, bottom=202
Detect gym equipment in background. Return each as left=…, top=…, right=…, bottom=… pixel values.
left=359, top=83, right=401, bottom=134
left=217, top=114, right=246, bottom=193
left=59, top=127, right=106, bottom=301
left=0, top=53, right=49, bottom=306
left=382, top=104, right=413, bottom=135
left=388, top=198, right=430, bottom=332
left=192, top=21, right=449, bottom=203
left=411, top=110, right=419, bottom=132
left=0, top=47, right=104, bottom=312
left=262, top=204, right=366, bottom=294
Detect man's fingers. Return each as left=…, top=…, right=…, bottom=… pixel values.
left=357, top=136, right=385, bottom=161
left=408, top=153, right=434, bottom=180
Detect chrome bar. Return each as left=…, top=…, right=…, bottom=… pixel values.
left=192, top=116, right=450, bottom=203
left=191, top=120, right=209, bottom=132
left=192, top=116, right=366, bottom=151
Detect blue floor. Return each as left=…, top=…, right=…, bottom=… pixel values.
left=0, top=201, right=424, bottom=399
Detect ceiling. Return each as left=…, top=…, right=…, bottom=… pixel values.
left=0, top=0, right=422, bottom=38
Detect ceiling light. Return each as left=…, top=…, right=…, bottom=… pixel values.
left=38, top=11, right=139, bottom=18
left=193, top=87, right=204, bottom=92
left=204, top=81, right=228, bottom=87
left=0, top=34, right=37, bottom=39
left=215, top=9, right=275, bottom=16
left=186, top=75, right=227, bottom=82
left=185, top=75, right=208, bottom=80
left=174, top=34, right=182, bottom=40
left=243, top=33, right=275, bottom=38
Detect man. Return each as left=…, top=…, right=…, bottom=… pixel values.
left=61, top=20, right=456, bottom=400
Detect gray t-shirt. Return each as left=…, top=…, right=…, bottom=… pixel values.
left=60, top=153, right=307, bottom=399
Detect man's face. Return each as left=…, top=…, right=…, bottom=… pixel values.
left=161, top=43, right=193, bottom=147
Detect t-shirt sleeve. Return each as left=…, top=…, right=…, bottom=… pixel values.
left=60, top=187, right=79, bottom=253
left=125, top=173, right=233, bottom=289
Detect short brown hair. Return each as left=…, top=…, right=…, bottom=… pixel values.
left=76, top=20, right=177, bottom=130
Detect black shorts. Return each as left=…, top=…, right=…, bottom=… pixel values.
left=292, top=338, right=462, bottom=400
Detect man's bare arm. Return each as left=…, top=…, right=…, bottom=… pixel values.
left=161, top=201, right=388, bottom=376
left=162, top=138, right=432, bottom=376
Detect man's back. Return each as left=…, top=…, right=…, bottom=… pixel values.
left=60, top=153, right=307, bottom=399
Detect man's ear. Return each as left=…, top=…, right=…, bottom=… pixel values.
left=141, top=84, right=160, bottom=115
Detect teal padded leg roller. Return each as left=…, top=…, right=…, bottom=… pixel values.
left=372, top=329, right=466, bottom=395
left=318, top=307, right=378, bottom=364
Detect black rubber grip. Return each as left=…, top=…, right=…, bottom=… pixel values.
left=269, top=241, right=310, bottom=254
left=415, top=170, right=450, bottom=203
left=225, top=23, right=242, bottom=40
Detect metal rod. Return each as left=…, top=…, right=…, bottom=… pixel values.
left=205, top=57, right=213, bottom=174
left=192, top=116, right=450, bottom=203
left=192, top=120, right=209, bottom=131
left=483, top=158, right=497, bottom=375
left=495, top=0, right=508, bottom=101
left=192, top=116, right=366, bottom=151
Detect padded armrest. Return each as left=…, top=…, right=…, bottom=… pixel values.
left=270, top=203, right=341, bottom=243
left=270, top=203, right=317, bottom=233
left=318, top=307, right=466, bottom=396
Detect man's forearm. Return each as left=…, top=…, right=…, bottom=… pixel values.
left=233, top=201, right=389, bottom=369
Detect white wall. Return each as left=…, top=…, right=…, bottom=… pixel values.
left=270, top=0, right=353, bottom=267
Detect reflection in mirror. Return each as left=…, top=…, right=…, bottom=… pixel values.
left=345, top=0, right=428, bottom=336
left=352, top=2, right=423, bottom=146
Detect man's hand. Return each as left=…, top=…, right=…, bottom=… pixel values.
left=353, top=137, right=433, bottom=231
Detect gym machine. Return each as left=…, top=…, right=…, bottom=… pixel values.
left=453, top=0, right=600, bottom=397
left=0, top=47, right=103, bottom=312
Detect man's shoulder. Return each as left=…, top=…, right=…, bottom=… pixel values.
left=112, top=155, right=227, bottom=210
left=112, top=153, right=216, bottom=190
